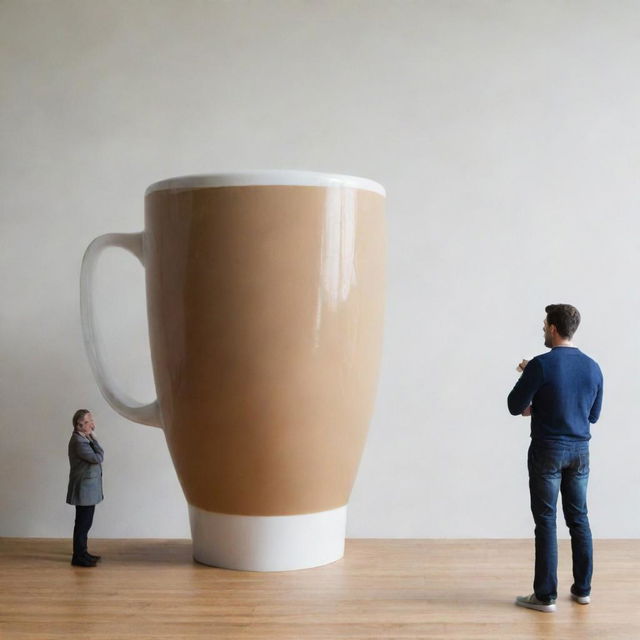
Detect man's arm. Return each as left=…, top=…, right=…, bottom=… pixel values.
left=72, top=437, right=104, bottom=464
left=88, top=435, right=104, bottom=456
left=589, top=378, right=603, bottom=424
left=507, top=358, right=543, bottom=416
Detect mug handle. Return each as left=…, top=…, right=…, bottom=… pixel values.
left=80, top=232, right=161, bottom=427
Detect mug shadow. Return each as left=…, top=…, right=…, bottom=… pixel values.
left=15, top=539, right=195, bottom=567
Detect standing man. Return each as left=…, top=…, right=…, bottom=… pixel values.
left=67, top=409, right=104, bottom=567
left=508, top=304, right=603, bottom=612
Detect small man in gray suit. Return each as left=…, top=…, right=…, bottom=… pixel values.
left=67, top=409, right=104, bottom=567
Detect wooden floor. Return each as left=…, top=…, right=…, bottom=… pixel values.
left=1, top=539, right=638, bottom=639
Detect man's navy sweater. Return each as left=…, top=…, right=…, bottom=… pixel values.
left=508, top=346, right=603, bottom=442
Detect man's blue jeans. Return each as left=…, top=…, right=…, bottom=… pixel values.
left=528, top=440, right=592, bottom=602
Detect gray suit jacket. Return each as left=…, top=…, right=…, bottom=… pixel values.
left=66, top=432, right=104, bottom=506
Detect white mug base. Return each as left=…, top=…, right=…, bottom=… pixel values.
left=188, top=504, right=347, bottom=571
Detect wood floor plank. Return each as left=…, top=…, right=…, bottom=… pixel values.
left=1, top=539, right=638, bottom=639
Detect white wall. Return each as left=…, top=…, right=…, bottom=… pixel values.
left=1, top=0, right=638, bottom=539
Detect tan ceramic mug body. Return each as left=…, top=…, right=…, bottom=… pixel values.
left=80, top=171, right=386, bottom=570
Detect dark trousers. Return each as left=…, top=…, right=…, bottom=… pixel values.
left=73, top=505, right=95, bottom=557
left=528, top=441, right=593, bottom=602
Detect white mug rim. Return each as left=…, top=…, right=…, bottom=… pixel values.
left=145, top=170, right=385, bottom=197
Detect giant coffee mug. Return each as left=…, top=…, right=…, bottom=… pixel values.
left=80, top=171, right=386, bottom=571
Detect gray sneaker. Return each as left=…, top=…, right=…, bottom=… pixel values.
left=570, top=592, right=591, bottom=604
left=515, top=593, right=557, bottom=612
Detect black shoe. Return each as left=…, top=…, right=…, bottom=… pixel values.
left=85, top=552, right=101, bottom=562
left=71, top=555, right=97, bottom=567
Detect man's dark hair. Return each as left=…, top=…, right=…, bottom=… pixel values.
left=545, top=304, right=581, bottom=339
left=72, top=409, right=90, bottom=429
